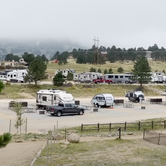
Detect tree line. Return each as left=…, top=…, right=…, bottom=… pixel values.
left=4, top=44, right=166, bottom=65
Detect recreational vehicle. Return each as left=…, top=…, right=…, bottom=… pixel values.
left=91, top=93, right=114, bottom=107
left=36, top=89, right=75, bottom=109
left=73, top=72, right=103, bottom=83
left=55, top=69, right=75, bottom=78
left=104, top=73, right=134, bottom=84
left=7, top=69, right=27, bottom=83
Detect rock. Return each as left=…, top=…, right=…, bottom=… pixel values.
left=67, top=133, right=80, bottom=143
left=36, top=129, right=48, bottom=135
left=52, top=133, right=62, bottom=140
left=126, top=132, right=133, bottom=135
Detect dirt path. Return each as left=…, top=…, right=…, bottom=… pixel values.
left=0, top=141, right=45, bottom=166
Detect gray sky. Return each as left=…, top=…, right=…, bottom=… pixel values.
left=1, top=0, right=166, bottom=49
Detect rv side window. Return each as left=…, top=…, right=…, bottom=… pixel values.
left=42, top=96, right=47, bottom=101
left=108, top=75, right=113, bottom=78
left=120, top=76, right=123, bottom=78
left=54, top=96, right=56, bottom=100
left=14, top=75, right=16, bottom=77
left=115, top=76, right=118, bottom=79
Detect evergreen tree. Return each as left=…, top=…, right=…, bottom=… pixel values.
left=108, top=68, right=113, bottom=74
left=132, top=56, right=151, bottom=87
left=67, top=73, right=73, bottom=81
left=97, top=69, right=101, bottom=73
left=117, top=67, right=124, bottom=73
left=24, top=58, right=47, bottom=86
left=104, top=69, right=108, bottom=74
left=53, top=72, right=65, bottom=86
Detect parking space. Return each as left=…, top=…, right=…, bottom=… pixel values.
left=0, top=98, right=166, bottom=134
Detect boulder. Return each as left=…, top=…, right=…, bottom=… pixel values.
left=67, top=133, right=80, bottom=143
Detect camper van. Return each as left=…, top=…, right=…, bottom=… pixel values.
left=7, top=69, right=27, bottom=83
left=36, top=89, right=75, bottom=109
left=91, top=93, right=114, bottom=107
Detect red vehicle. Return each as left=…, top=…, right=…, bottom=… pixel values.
left=93, top=78, right=112, bottom=84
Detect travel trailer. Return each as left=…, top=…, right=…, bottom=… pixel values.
left=55, top=69, right=75, bottom=78
left=73, top=72, right=103, bottom=83
left=6, top=69, right=27, bottom=83
left=91, top=93, right=114, bottom=107
left=36, top=89, right=75, bottom=109
left=104, top=73, right=134, bottom=84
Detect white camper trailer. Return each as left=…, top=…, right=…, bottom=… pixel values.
left=7, top=69, right=27, bottom=83
left=91, top=93, right=114, bottom=107
left=36, top=89, right=75, bottom=109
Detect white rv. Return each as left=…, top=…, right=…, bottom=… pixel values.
left=36, top=89, right=75, bottom=109
left=91, top=93, right=114, bottom=107
left=73, top=72, right=103, bottom=83
left=55, top=69, right=75, bottom=78
left=7, top=69, right=27, bottom=83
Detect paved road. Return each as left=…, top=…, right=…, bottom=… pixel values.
left=0, top=97, right=166, bottom=134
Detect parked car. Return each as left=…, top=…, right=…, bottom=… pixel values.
left=46, top=103, right=85, bottom=117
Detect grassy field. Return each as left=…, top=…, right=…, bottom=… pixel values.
left=34, top=135, right=166, bottom=166
left=1, top=83, right=166, bottom=99
left=47, top=59, right=166, bottom=78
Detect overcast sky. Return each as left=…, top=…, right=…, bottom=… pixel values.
left=1, top=0, right=166, bottom=49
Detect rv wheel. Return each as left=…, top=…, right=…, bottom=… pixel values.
left=57, top=111, right=62, bottom=117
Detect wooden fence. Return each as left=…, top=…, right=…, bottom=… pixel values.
left=81, top=120, right=166, bottom=132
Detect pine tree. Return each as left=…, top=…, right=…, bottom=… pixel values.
left=132, top=56, right=151, bottom=87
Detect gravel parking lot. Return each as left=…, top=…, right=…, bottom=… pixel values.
left=0, top=97, right=166, bottom=134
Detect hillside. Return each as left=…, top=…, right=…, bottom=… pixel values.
left=47, top=59, right=166, bottom=78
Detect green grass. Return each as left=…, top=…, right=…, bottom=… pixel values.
left=46, top=59, right=166, bottom=78
left=34, top=138, right=166, bottom=166
left=0, top=83, right=162, bottom=99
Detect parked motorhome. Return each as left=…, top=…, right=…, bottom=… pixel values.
left=91, top=93, right=114, bottom=107
left=55, top=69, right=75, bottom=78
left=104, top=73, right=134, bottom=84
left=36, top=89, right=75, bottom=109
left=6, top=69, right=27, bottom=83
left=150, top=72, right=166, bottom=83
left=73, top=72, right=103, bottom=83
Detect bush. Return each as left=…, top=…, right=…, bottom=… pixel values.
left=117, top=67, right=124, bottom=73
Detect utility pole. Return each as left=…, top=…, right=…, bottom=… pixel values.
left=93, top=37, right=99, bottom=64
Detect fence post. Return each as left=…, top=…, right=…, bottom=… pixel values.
left=143, top=129, right=146, bottom=139
left=81, top=124, right=83, bottom=132
left=25, top=118, right=27, bottom=134
left=9, top=119, right=11, bottom=133
left=138, top=121, right=141, bottom=130
left=158, top=133, right=161, bottom=145
left=51, top=131, right=53, bottom=165
left=124, top=122, right=127, bottom=131
left=152, top=121, right=154, bottom=130
left=47, top=136, right=49, bottom=166
left=118, top=127, right=121, bottom=139
left=97, top=123, right=100, bottom=131
left=65, top=126, right=67, bottom=142
left=109, top=123, right=111, bottom=131
left=164, top=120, right=166, bottom=129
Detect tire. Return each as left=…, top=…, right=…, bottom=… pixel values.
left=57, top=111, right=62, bottom=117
left=95, top=103, right=99, bottom=108
left=78, top=110, right=84, bottom=115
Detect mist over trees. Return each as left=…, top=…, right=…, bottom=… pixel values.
left=2, top=41, right=166, bottom=64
